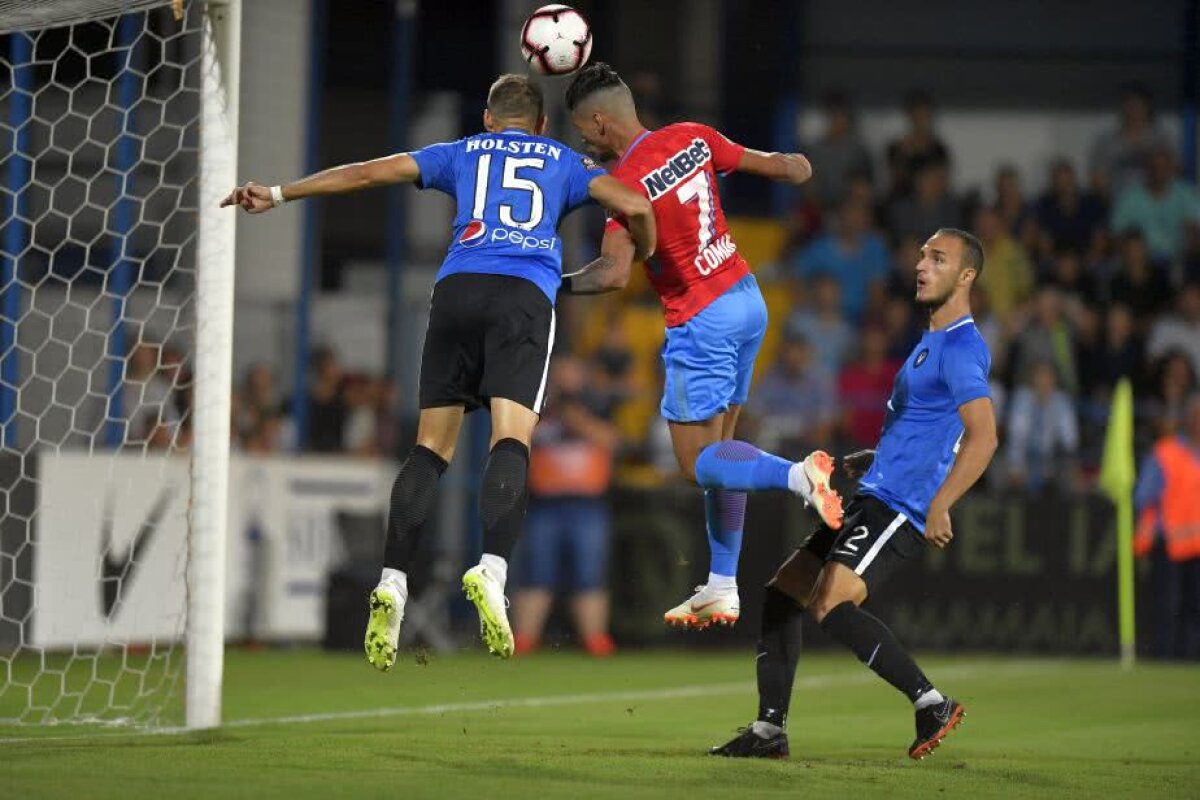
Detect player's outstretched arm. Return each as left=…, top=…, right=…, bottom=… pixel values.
left=220, top=153, right=421, bottom=213
left=924, top=397, right=998, bottom=548
left=561, top=225, right=636, bottom=295
left=735, top=148, right=813, bottom=185
left=587, top=175, right=656, bottom=261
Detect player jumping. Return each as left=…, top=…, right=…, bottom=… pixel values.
left=222, top=74, right=655, bottom=665
left=709, top=228, right=997, bottom=760
left=563, top=63, right=843, bottom=629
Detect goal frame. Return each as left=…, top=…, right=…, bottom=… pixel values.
left=187, top=0, right=240, bottom=730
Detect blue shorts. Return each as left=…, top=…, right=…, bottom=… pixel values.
left=515, top=497, right=610, bottom=591
left=660, top=274, right=768, bottom=423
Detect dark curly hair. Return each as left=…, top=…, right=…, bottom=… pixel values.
left=565, top=62, right=627, bottom=112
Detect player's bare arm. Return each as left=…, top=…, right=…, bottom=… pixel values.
left=735, top=148, right=813, bottom=185
left=587, top=174, right=656, bottom=260
left=220, top=153, right=421, bottom=214
left=925, top=396, right=998, bottom=549
left=562, top=225, right=636, bottom=295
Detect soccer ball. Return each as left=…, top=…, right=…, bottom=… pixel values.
left=520, top=4, right=592, bottom=76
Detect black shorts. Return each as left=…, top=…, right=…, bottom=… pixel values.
left=802, top=493, right=925, bottom=594
left=419, top=273, right=555, bottom=413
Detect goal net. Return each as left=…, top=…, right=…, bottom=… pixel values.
left=0, top=0, right=237, bottom=729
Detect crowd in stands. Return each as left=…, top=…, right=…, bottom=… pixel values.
left=132, top=84, right=1198, bottom=496
left=565, top=83, right=1200, bottom=493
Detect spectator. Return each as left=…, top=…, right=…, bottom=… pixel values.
left=1078, top=303, right=1144, bottom=395
left=885, top=89, right=950, bottom=199
left=837, top=324, right=900, bottom=448
left=513, top=355, right=619, bottom=658
left=373, top=379, right=403, bottom=459
left=342, top=375, right=379, bottom=456
left=885, top=235, right=921, bottom=299
left=1146, top=351, right=1199, bottom=439
left=970, top=284, right=1011, bottom=389
left=881, top=294, right=923, bottom=363
left=794, top=198, right=890, bottom=321
left=746, top=336, right=836, bottom=456
left=1036, top=159, right=1106, bottom=258
left=1010, top=286, right=1079, bottom=394
left=888, top=156, right=961, bottom=242
left=1112, top=146, right=1200, bottom=263
left=994, top=164, right=1039, bottom=252
left=1005, top=360, right=1080, bottom=492
left=306, top=346, right=345, bottom=453
left=806, top=90, right=873, bottom=207
left=160, top=342, right=191, bottom=424
left=974, top=204, right=1035, bottom=320
left=237, top=363, right=281, bottom=444
left=786, top=274, right=854, bottom=375
left=1090, top=84, right=1173, bottom=195
left=1108, top=230, right=1171, bottom=322
left=1133, top=392, right=1200, bottom=659
left=123, top=340, right=180, bottom=447
left=1147, top=283, right=1200, bottom=379
left=244, top=414, right=284, bottom=454
left=1043, top=246, right=1098, bottom=311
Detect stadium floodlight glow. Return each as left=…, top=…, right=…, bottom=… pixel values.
left=0, top=0, right=238, bottom=731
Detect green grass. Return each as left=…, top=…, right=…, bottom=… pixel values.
left=2, top=649, right=1198, bottom=799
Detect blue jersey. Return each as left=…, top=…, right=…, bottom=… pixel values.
left=411, top=128, right=605, bottom=303
left=858, top=315, right=991, bottom=532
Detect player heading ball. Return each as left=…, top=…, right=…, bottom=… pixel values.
left=222, top=73, right=655, bottom=666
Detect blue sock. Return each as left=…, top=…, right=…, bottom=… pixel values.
left=705, top=488, right=746, bottom=577
left=694, top=440, right=793, bottom=492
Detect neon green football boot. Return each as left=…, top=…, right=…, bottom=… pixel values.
left=364, top=582, right=404, bottom=671
left=462, top=564, right=514, bottom=658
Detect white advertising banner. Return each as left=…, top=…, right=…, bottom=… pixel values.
left=33, top=454, right=191, bottom=649
left=30, top=453, right=392, bottom=648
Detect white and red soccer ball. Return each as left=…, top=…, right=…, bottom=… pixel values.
left=520, top=4, right=592, bottom=76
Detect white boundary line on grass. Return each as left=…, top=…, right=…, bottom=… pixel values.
left=0, top=660, right=1059, bottom=746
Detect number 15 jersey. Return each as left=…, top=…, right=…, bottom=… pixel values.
left=606, top=122, right=749, bottom=327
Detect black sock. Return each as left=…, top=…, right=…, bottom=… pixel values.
left=819, top=601, right=932, bottom=702
left=381, top=445, right=448, bottom=572
left=756, top=586, right=805, bottom=728
left=479, top=438, right=529, bottom=560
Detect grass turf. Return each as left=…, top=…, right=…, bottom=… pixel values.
left=2, top=649, right=1198, bottom=799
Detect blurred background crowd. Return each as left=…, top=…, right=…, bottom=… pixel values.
left=137, top=85, right=1199, bottom=498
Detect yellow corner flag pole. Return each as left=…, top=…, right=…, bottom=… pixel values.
left=1098, top=377, right=1136, bottom=669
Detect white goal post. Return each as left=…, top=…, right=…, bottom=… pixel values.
left=0, top=0, right=238, bottom=730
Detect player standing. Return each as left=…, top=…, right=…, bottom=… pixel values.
left=563, top=63, right=843, bottom=628
left=222, top=75, right=655, bottom=665
left=709, top=228, right=997, bottom=760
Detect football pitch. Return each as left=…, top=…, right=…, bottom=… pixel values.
left=2, top=649, right=1198, bottom=799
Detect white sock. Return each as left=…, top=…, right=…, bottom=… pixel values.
left=914, top=688, right=945, bottom=710
left=480, top=553, right=508, bottom=587
left=786, top=461, right=810, bottom=497
left=707, top=572, right=738, bottom=592
left=751, top=720, right=783, bottom=738
left=380, top=568, right=408, bottom=602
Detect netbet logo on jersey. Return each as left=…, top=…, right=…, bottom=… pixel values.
left=641, top=138, right=712, bottom=200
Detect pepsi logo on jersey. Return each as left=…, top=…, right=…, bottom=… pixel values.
left=456, top=219, right=558, bottom=251
left=459, top=220, right=489, bottom=247
left=641, top=138, right=713, bottom=200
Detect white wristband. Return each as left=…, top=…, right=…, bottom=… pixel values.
left=269, top=185, right=286, bottom=207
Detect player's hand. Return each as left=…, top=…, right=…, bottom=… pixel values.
left=220, top=181, right=274, bottom=214
left=785, top=153, right=813, bottom=185
left=840, top=449, right=876, bottom=479
left=925, top=505, right=953, bottom=549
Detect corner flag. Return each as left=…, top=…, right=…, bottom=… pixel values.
left=1099, top=377, right=1136, bottom=667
